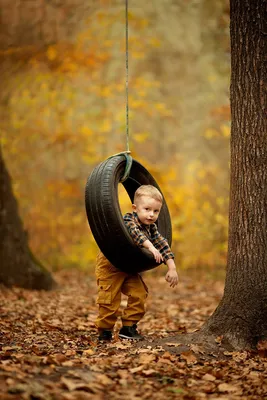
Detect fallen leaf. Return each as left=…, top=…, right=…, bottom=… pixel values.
left=218, top=383, right=239, bottom=393
left=129, top=365, right=144, bottom=373
left=96, top=374, right=113, bottom=385
left=190, top=344, right=205, bottom=354
left=202, top=373, right=216, bottom=381
left=83, top=349, right=95, bottom=356
left=181, top=351, right=198, bottom=365
left=114, top=342, right=132, bottom=349
left=138, top=353, right=156, bottom=364
left=61, top=377, right=95, bottom=392
left=142, top=369, right=157, bottom=376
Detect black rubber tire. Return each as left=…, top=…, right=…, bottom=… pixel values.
left=85, top=155, right=172, bottom=273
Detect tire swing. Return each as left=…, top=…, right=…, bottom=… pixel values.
left=84, top=0, right=172, bottom=274
left=85, top=153, right=172, bottom=274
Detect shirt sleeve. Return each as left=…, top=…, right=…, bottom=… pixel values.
left=124, top=213, right=175, bottom=263
left=150, top=224, right=175, bottom=262
left=123, top=213, right=149, bottom=247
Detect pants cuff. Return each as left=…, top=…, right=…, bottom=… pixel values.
left=98, top=328, right=113, bottom=333
left=121, top=320, right=137, bottom=327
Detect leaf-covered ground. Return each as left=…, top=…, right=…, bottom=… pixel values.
left=0, top=270, right=266, bottom=400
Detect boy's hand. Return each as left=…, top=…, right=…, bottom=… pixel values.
left=165, top=269, right=179, bottom=288
left=149, top=246, right=163, bottom=263
left=143, top=240, right=163, bottom=263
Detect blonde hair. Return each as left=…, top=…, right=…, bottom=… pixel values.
left=134, top=185, right=163, bottom=204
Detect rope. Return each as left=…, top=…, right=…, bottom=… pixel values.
left=106, top=1, right=132, bottom=183
left=120, top=152, right=132, bottom=182
left=119, top=0, right=132, bottom=182
left=125, top=0, right=130, bottom=153
left=107, top=151, right=133, bottom=182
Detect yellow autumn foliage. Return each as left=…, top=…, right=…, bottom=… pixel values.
left=1, top=7, right=230, bottom=273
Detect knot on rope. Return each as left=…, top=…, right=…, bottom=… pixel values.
left=107, top=151, right=132, bottom=182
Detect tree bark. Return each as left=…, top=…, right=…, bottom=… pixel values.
left=0, top=148, right=56, bottom=290
left=199, top=0, right=267, bottom=350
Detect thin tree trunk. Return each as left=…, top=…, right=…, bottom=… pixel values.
left=0, top=148, right=56, bottom=290
left=0, top=0, right=100, bottom=290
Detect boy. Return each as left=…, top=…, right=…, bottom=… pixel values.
left=95, top=185, right=179, bottom=341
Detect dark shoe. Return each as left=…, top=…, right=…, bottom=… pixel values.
left=119, top=324, right=143, bottom=340
left=98, top=330, right=112, bottom=341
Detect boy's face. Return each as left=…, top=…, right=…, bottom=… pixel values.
left=132, top=196, right=162, bottom=225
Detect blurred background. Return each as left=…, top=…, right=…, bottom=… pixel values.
left=0, top=0, right=230, bottom=276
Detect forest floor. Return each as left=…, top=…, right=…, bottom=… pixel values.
left=0, top=268, right=266, bottom=400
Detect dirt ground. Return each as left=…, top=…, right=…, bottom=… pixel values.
left=0, top=269, right=266, bottom=399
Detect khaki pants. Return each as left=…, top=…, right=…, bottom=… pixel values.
left=95, top=252, right=148, bottom=330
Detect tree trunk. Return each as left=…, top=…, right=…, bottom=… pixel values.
left=0, top=148, right=56, bottom=290
left=200, top=0, right=267, bottom=350
left=0, top=0, right=98, bottom=290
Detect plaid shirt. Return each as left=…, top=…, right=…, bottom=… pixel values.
left=123, top=212, right=174, bottom=263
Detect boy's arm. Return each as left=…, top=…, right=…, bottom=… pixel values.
left=124, top=213, right=149, bottom=246
left=142, top=239, right=163, bottom=263
left=150, top=225, right=175, bottom=263
left=150, top=225, right=179, bottom=287
left=124, top=213, right=163, bottom=263
left=124, top=214, right=177, bottom=276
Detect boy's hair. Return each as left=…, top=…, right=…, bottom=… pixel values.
left=134, top=185, right=163, bottom=204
